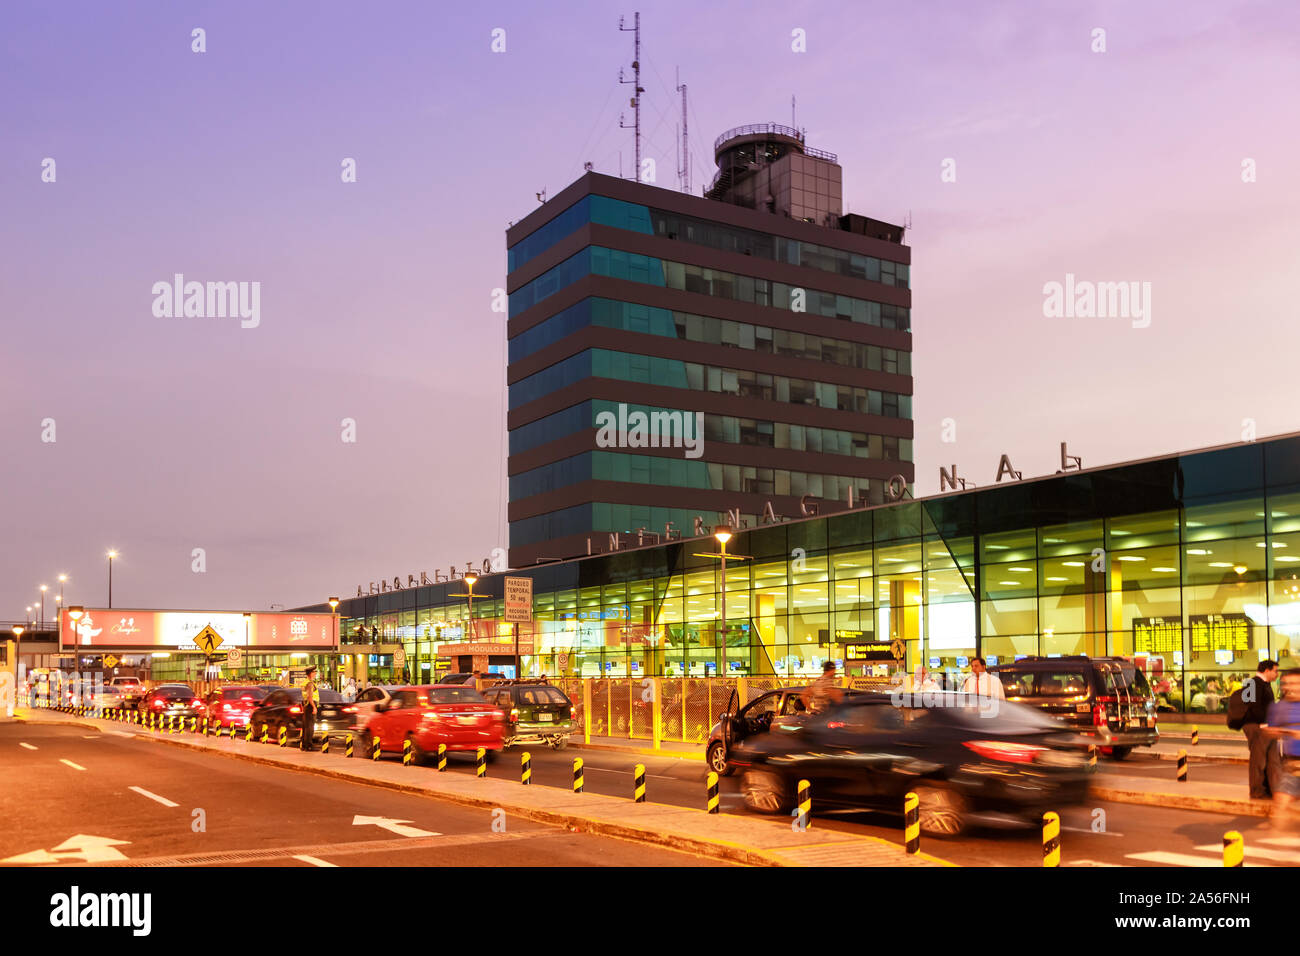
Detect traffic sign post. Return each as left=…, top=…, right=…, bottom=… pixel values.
left=504, top=577, right=532, bottom=676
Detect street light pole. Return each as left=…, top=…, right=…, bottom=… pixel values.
left=39, top=585, right=47, bottom=631
left=107, top=551, right=117, bottom=609
left=329, top=598, right=340, bottom=687
left=694, top=526, right=751, bottom=678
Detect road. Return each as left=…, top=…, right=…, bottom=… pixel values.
left=0, top=722, right=728, bottom=868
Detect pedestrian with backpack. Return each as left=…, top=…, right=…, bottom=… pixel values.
left=1227, top=659, right=1279, bottom=799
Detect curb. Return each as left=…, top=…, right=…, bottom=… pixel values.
left=20, top=712, right=949, bottom=868
left=1149, top=750, right=1246, bottom=766
left=1093, top=786, right=1271, bottom=818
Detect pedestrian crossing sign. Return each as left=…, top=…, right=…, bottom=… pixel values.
left=195, top=625, right=224, bottom=653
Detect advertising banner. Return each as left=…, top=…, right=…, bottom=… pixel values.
left=61, top=608, right=338, bottom=651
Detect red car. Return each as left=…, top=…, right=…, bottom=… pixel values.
left=366, top=685, right=506, bottom=764
left=203, top=685, right=276, bottom=728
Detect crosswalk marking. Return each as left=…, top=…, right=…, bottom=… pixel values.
left=1126, top=850, right=1269, bottom=867
left=59, top=759, right=86, bottom=771
left=1259, top=836, right=1300, bottom=848
left=1195, top=843, right=1300, bottom=863
left=19, top=743, right=37, bottom=751
left=292, top=855, right=337, bottom=867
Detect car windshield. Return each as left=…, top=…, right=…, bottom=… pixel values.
left=426, top=688, right=486, bottom=704
left=921, top=697, right=1065, bottom=733
left=319, top=689, right=343, bottom=703
left=518, top=687, right=568, bottom=705
left=158, top=688, right=194, bottom=699
left=222, top=687, right=265, bottom=700
left=996, top=670, right=1090, bottom=696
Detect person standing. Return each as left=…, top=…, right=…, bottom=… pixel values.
left=300, top=666, right=320, bottom=752
left=1265, top=668, right=1300, bottom=829
left=802, top=661, right=844, bottom=714
left=1240, top=660, right=1280, bottom=799
left=343, top=677, right=357, bottom=703
left=962, top=657, right=1006, bottom=699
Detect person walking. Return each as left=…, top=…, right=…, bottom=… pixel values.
left=1236, top=660, right=1280, bottom=799
left=1265, top=668, right=1300, bottom=829
left=802, top=661, right=844, bottom=714
left=300, top=666, right=320, bottom=752
left=962, top=657, right=1006, bottom=699
left=342, top=677, right=357, bottom=703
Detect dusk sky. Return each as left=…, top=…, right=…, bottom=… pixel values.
left=3, top=0, right=1298, bottom=619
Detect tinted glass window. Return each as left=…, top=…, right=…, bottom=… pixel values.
left=159, top=687, right=194, bottom=699
left=997, top=670, right=1090, bottom=696
left=428, top=688, right=487, bottom=704
left=826, top=702, right=904, bottom=733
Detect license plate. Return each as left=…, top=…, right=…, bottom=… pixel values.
left=458, top=716, right=476, bottom=725
left=537, top=713, right=553, bottom=722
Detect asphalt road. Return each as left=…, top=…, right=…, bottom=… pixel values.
left=0, top=722, right=728, bottom=868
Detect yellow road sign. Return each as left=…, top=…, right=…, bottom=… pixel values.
left=194, top=625, right=224, bottom=654
left=103, top=655, right=119, bottom=669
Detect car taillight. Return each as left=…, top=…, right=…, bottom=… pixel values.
left=342, top=706, right=357, bottom=713
left=153, top=699, right=165, bottom=708
left=222, top=703, right=232, bottom=711
left=422, top=711, right=442, bottom=722
left=289, top=705, right=302, bottom=715
left=510, top=708, right=519, bottom=723
left=963, top=740, right=1047, bottom=764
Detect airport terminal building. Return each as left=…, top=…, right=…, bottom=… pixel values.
left=304, top=431, right=1300, bottom=715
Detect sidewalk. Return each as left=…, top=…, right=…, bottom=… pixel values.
left=16, top=708, right=950, bottom=868
left=1093, top=771, right=1269, bottom=817
left=1147, top=739, right=1247, bottom=765
left=571, top=734, right=704, bottom=760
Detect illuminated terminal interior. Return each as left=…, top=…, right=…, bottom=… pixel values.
left=301, top=432, right=1300, bottom=714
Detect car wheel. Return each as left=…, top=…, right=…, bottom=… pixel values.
left=1108, top=746, right=1133, bottom=760
left=706, top=741, right=732, bottom=776
left=549, top=736, right=568, bottom=751
left=740, top=768, right=790, bottom=814
left=914, top=785, right=968, bottom=837
left=408, top=735, right=427, bottom=766
left=369, top=732, right=384, bottom=757
left=483, top=749, right=499, bottom=764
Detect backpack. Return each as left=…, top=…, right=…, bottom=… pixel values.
left=1226, top=687, right=1249, bottom=731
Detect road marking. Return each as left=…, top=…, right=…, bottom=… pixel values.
left=1065, top=859, right=1123, bottom=866
left=1194, top=843, right=1300, bottom=863
left=1259, top=836, right=1300, bottom=848
left=352, top=815, right=440, bottom=838
left=59, top=759, right=86, bottom=771
left=2, top=834, right=130, bottom=865
left=1126, top=850, right=1270, bottom=867
left=292, top=854, right=337, bottom=867
left=129, top=786, right=179, bottom=808
left=106, top=730, right=135, bottom=738
left=19, top=743, right=37, bottom=751
left=1062, top=826, right=1125, bottom=837
left=81, top=735, right=102, bottom=739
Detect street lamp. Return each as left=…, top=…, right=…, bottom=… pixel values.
left=68, top=606, right=84, bottom=648
left=694, top=526, right=751, bottom=677
left=39, top=585, right=47, bottom=630
left=107, top=551, right=118, bottom=608
left=58, top=573, right=67, bottom=609
left=328, top=598, right=340, bottom=684
left=451, top=574, right=480, bottom=643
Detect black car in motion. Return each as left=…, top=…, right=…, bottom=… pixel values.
left=731, top=692, right=1091, bottom=836
left=247, top=687, right=357, bottom=742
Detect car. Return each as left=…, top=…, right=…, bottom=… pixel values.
left=436, top=673, right=477, bottom=686
left=479, top=680, right=578, bottom=750
left=989, top=656, right=1159, bottom=759
left=91, top=684, right=127, bottom=711
left=365, top=685, right=506, bottom=763
left=110, top=677, right=146, bottom=709
left=247, top=687, right=357, bottom=743
left=705, top=686, right=810, bottom=775
left=138, top=684, right=203, bottom=720
left=732, top=692, right=1092, bottom=836
left=351, top=685, right=402, bottom=731
left=203, top=685, right=276, bottom=728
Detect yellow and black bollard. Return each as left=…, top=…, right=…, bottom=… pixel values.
left=321, top=733, right=329, bottom=755
left=797, top=779, right=812, bottom=831
left=633, top=764, right=646, bottom=803
left=1223, top=830, right=1244, bottom=867
left=371, top=735, right=381, bottom=761
left=573, top=757, right=584, bottom=793
left=437, top=743, right=447, bottom=772
left=521, top=751, right=531, bottom=785
left=1043, top=811, right=1061, bottom=867
left=245, top=723, right=253, bottom=742
left=169, top=715, right=177, bottom=734
left=403, top=739, right=413, bottom=767
left=706, top=771, right=719, bottom=814
left=1177, top=749, right=1188, bottom=783
left=261, top=723, right=269, bottom=745
left=1191, top=725, right=1200, bottom=746
left=279, top=726, right=288, bottom=748
left=476, top=747, right=487, bottom=778
left=189, top=716, right=197, bottom=734
left=345, top=733, right=353, bottom=758
left=202, top=718, right=210, bottom=736
left=1087, top=745, right=1097, bottom=772
left=904, top=791, right=920, bottom=854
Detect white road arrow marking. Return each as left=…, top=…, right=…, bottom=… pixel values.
left=59, top=759, right=86, bottom=771
left=1, top=834, right=130, bottom=865
left=19, top=743, right=37, bottom=750
left=351, top=815, right=440, bottom=838
left=129, top=786, right=179, bottom=808
left=292, top=854, right=338, bottom=867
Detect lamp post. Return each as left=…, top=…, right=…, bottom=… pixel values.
left=450, top=575, right=480, bottom=676
left=107, top=551, right=118, bottom=609
left=39, top=585, right=47, bottom=630
left=11, top=625, right=23, bottom=689
left=68, top=606, right=84, bottom=651
left=694, top=526, right=752, bottom=677
left=328, top=598, right=339, bottom=686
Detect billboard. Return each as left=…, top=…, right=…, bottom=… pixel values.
left=61, top=608, right=338, bottom=652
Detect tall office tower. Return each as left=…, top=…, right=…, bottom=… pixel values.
left=506, top=124, right=912, bottom=566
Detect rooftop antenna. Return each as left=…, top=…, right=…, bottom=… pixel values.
left=677, top=68, right=689, bottom=193
left=619, top=13, right=644, bottom=182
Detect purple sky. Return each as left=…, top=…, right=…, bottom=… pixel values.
left=3, top=0, right=1299, bottom=619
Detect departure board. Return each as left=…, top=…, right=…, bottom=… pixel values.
left=1189, top=613, right=1252, bottom=653
left=1133, top=617, right=1182, bottom=654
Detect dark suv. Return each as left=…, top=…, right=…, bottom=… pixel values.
left=479, top=680, right=577, bottom=750
left=989, top=656, right=1158, bottom=759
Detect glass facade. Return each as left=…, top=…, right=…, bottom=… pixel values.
left=325, top=434, right=1300, bottom=713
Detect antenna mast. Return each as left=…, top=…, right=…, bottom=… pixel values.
left=619, top=13, right=643, bottom=182
left=677, top=69, right=689, bottom=193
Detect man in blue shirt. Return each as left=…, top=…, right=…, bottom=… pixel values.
left=1265, top=668, right=1300, bottom=828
